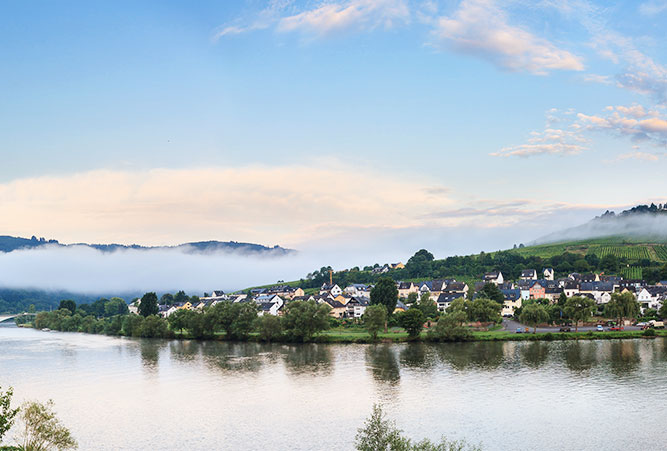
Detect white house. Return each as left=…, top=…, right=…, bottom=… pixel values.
left=520, top=269, right=537, bottom=280
left=483, top=271, right=504, bottom=286
left=256, top=294, right=285, bottom=316
left=543, top=268, right=555, bottom=280
left=320, top=283, right=342, bottom=297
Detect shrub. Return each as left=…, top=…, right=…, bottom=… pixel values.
left=643, top=328, right=656, bottom=337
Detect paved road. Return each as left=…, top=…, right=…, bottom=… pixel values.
left=502, top=319, right=642, bottom=334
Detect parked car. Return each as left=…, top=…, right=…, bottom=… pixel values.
left=609, top=326, right=624, bottom=331
left=636, top=322, right=647, bottom=328
left=516, top=328, right=523, bottom=334
left=559, top=326, right=571, bottom=332
left=596, top=325, right=604, bottom=332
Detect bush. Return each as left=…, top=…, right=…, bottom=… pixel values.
left=643, top=328, right=656, bottom=337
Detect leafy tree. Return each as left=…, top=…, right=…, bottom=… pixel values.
left=174, top=290, right=189, bottom=304
left=400, top=308, right=425, bottom=339
left=282, top=300, right=331, bottom=342
left=659, top=302, right=667, bottom=320
left=0, top=386, right=19, bottom=443
left=104, top=298, right=128, bottom=317
left=468, top=298, right=501, bottom=323
left=405, top=292, right=418, bottom=306
left=478, top=283, right=504, bottom=304
left=362, top=304, right=387, bottom=340
left=256, top=315, right=282, bottom=342
left=159, top=293, right=174, bottom=306
left=210, top=302, right=258, bottom=340
left=564, top=296, right=595, bottom=333
left=429, top=311, right=471, bottom=342
left=167, top=309, right=190, bottom=335
left=447, top=298, right=467, bottom=316
left=370, top=278, right=398, bottom=332
left=417, top=292, right=439, bottom=319
left=519, top=304, right=549, bottom=334
left=140, top=315, right=169, bottom=338
left=558, top=292, right=567, bottom=306
left=17, top=400, right=77, bottom=451
left=600, top=254, right=619, bottom=272
left=138, top=292, right=159, bottom=317
left=58, top=300, right=76, bottom=315
left=604, top=292, right=640, bottom=327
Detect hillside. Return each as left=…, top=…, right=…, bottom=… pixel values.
left=0, top=235, right=293, bottom=255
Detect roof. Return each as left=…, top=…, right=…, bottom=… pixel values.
left=398, top=282, right=414, bottom=289
left=580, top=282, right=614, bottom=292
left=483, top=271, right=501, bottom=279
left=500, top=289, right=521, bottom=301
left=444, top=281, right=467, bottom=292
left=521, top=269, right=536, bottom=277
left=396, top=300, right=407, bottom=310
left=436, top=293, right=464, bottom=303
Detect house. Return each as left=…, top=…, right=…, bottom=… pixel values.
left=255, top=294, right=284, bottom=316
left=344, top=284, right=372, bottom=297
left=637, top=286, right=667, bottom=312
left=319, top=298, right=347, bottom=318
left=529, top=282, right=546, bottom=299
left=657, top=281, right=667, bottom=287
left=543, top=268, right=555, bottom=280
left=500, top=289, right=522, bottom=317
left=397, top=281, right=418, bottom=298
left=394, top=300, right=407, bottom=313
left=320, top=283, right=342, bottom=297
left=436, top=293, right=464, bottom=312
left=543, top=287, right=563, bottom=303
left=483, top=271, right=504, bottom=285
left=372, top=265, right=390, bottom=274
left=520, top=269, right=537, bottom=280
left=345, top=296, right=370, bottom=318
left=442, top=281, right=469, bottom=296
left=579, top=282, right=615, bottom=304
left=561, top=280, right=580, bottom=297
left=390, top=262, right=405, bottom=270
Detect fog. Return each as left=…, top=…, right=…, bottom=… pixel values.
left=533, top=213, right=667, bottom=244
left=0, top=223, right=548, bottom=295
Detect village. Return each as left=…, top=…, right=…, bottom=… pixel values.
left=140, top=266, right=667, bottom=323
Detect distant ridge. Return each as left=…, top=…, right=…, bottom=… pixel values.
left=533, top=203, right=667, bottom=245
left=0, top=235, right=293, bottom=255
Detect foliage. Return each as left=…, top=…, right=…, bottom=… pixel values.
left=282, top=300, right=331, bottom=342
left=17, top=400, right=77, bottom=451
left=256, top=315, right=282, bottom=342
left=643, top=328, right=656, bottom=337
left=467, top=298, right=501, bottom=323
left=429, top=311, right=471, bottom=342
left=519, top=304, right=549, bottom=334
left=399, top=309, right=425, bottom=339
left=603, top=292, right=640, bottom=328
left=416, top=293, right=439, bottom=319
left=564, top=296, right=596, bottom=333
left=355, top=404, right=481, bottom=451
left=363, top=305, right=387, bottom=340
left=370, top=278, right=398, bottom=317
left=478, top=284, right=504, bottom=304
left=209, top=302, right=258, bottom=340
left=138, top=292, right=159, bottom=317
left=0, top=387, right=19, bottom=443
left=57, top=300, right=76, bottom=315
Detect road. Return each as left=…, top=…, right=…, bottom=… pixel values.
left=502, top=318, right=642, bottom=334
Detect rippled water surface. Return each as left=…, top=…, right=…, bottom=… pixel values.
left=1, top=324, right=666, bottom=450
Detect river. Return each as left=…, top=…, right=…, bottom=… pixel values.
left=1, top=323, right=665, bottom=450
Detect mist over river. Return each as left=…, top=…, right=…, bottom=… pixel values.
left=1, top=324, right=665, bottom=450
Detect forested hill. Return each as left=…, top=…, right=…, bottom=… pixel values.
left=534, top=203, right=667, bottom=245
left=0, top=235, right=292, bottom=255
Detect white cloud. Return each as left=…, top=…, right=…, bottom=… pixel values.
left=277, top=0, right=410, bottom=35
left=639, top=1, right=667, bottom=16
left=433, top=0, right=584, bottom=74
left=617, top=151, right=660, bottom=162
left=492, top=124, right=587, bottom=157
left=582, top=73, right=612, bottom=84
left=577, top=105, right=667, bottom=144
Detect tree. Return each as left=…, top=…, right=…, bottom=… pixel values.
left=370, top=278, right=398, bottom=332
left=659, top=302, right=667, bottom=320
left=363, top=305, right=387, bottom=340
left=256, top=315, right=282, bottom=342
left=429, top=311, right=471, bottom=342
left=58, top=300, right=76, bottom=315
left=604, top=292, right=640, bottom=327
left=355, top=404, right=409, bottom=451
left=210, top=302, right=258, bottom=340
left=104, top=298, right=128, bottom=317
left=468, top=298, right=501, bottom=323
left=281, top=300, right=331, bottom=342
left=479, top=283, right=504, bottom=304
left=0, top=386, right=19, bottom=443
left=167, top=309, right=190, bottom=335
left=138, top=292, right=159, bottom=317
left=415, top=292, right=438, bottom=319
left=447, top=298, right=467, bottom=316
left=18, top=400, right=77, bottom=451
left=174, top=290, right=189, bottom=304
left=400, top=308, right=425, bottom=339
left=140, top=315, right=169, bottom=338
left=519, top=304, right=549, bottom=334
left=159, top=293, right=174, bottom=306
left=600, top=254, right=619, bottom=272
left=406, top=292, right=418, bottom=306
left=564, top=296, right=595, bottom=333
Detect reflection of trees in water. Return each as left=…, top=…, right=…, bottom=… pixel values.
left=139, top=339, right=167, bottom=372
left=609, top=341, right=640, bottom=376
left=366, top=345, right=400, bottom=383
left=563, top=341, right=598, bottom=373
left=436, top=342, right=505, bottom=371
left=169, top=340, right=201, bottom=362
left=399, top=343, right=436, bottom=369
left=520, top=342, right=550, bottom=368
left=201, top=341, right=274, bottom=373
left=281, top=344, right=333, bottom=376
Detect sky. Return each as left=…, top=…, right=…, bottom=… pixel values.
left=1, top=0, right=667, bottom=283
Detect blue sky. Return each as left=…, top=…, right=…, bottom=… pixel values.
left=1, top=0, right=666, bottom=259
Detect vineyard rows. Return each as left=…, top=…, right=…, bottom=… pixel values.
left=589, top=245, right=651, bottom=261
left=621, top=267, right=643, bottom=279
left=654, top=246, right=667, bottom=261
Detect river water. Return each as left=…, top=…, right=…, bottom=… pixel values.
left=1, top=324, right=665, bottom=450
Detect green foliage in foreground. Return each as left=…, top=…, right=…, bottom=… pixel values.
left=355, top=404, right=481, bottom=451
left=0, top=388, right=19, bottom=444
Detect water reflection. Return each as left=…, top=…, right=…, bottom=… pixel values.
left=281, top=344, right=333, bottom=376
left=520, top=342, right=550, bottom=368
left=609, top=341, right=641, bottom=377
left=436, top=342, right=506, bottom=371
left=563, top=341, right=599, bottom=373
left=366, top=345, right=400, bottom=383
left=202, top=342, right=270, bottom=374
left=139, top=339, right=167, bottom=373
left=399, top=343, right=437, bottom=369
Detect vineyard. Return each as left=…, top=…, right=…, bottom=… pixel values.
left=620, top=267, right=643, bottom=279
left=654, top=246, right=667, bottom=261
left=588, top=245, right=652, bottom=261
